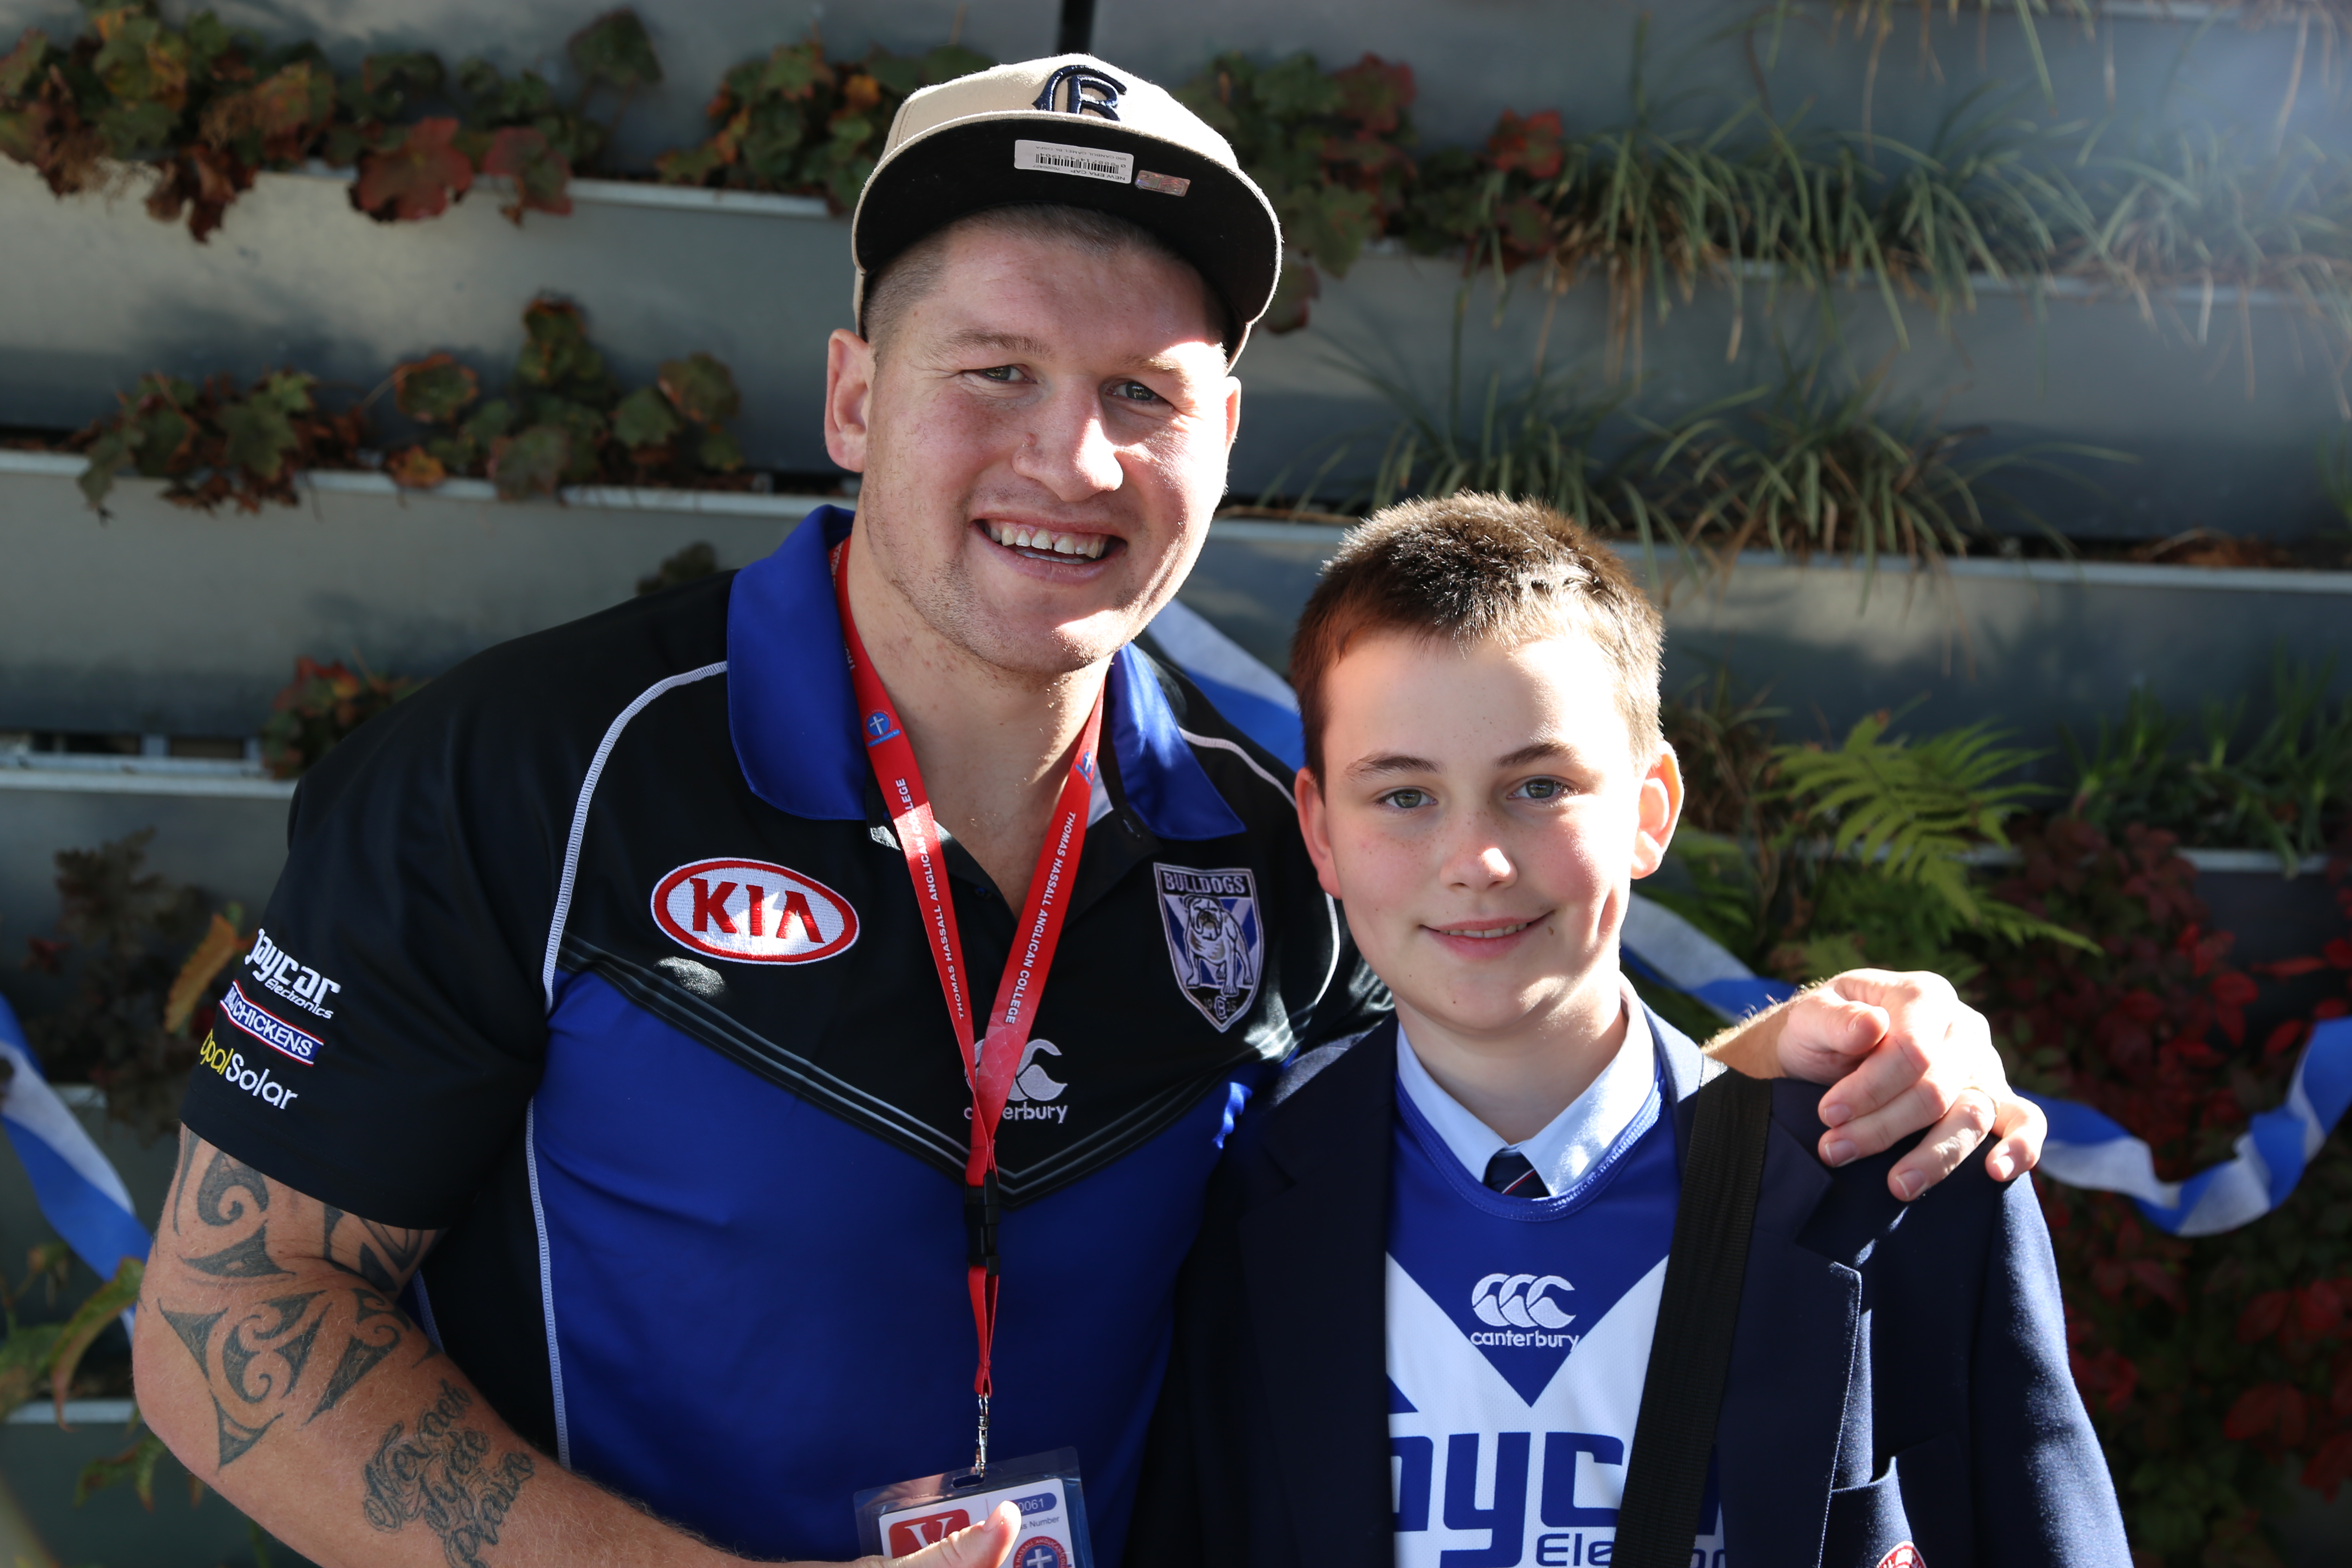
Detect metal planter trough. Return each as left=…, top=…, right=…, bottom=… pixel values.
left=1180, top=521, right=2352, bottom=767
left=0, top=451, right=823, bottom=737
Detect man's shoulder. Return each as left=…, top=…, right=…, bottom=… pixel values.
left=1126, top=641, right=1301, bottom=821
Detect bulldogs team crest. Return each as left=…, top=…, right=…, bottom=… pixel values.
left=1154, top=864, right=1263, bottom=1032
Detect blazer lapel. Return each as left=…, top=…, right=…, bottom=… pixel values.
left=1660, top=1021, right=1860, bottom=1568
left=1239, top=1020, right=1399, bottom=1568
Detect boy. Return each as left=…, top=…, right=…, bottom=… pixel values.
left=1128, top=496, right=2128, bottom=1568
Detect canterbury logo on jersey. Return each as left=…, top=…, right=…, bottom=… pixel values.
left=1467, top=1279, right=1580, bottom=1354
left=652, top=858, right=859, bottom=964
left=961, top=1039, right=1072, bottom=1125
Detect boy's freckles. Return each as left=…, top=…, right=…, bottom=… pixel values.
left=1299, top=629, right=1681, bottom=1047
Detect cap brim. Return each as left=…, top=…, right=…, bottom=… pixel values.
left=854, top=114, right=1280, bottom=346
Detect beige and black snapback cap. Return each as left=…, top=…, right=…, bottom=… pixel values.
left=849, top=55, right=1282, bottom=356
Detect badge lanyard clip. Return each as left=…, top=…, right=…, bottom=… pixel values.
left=834, top=543, right=1102, bottom=1476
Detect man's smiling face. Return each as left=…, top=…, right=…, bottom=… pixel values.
left=825, top=218, right=1241, bottom=677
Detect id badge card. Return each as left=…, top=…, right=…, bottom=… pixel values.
left=854, top=1448, right=1093, bottom=1568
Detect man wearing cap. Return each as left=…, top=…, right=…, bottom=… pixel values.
left=135, top=54, right=2047, bottom=1568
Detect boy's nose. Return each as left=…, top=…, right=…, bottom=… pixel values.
left=1446, top=840, right=1516, bottom=888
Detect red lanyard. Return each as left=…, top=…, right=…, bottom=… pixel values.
left=833, top=545, right=1103, bottom=1473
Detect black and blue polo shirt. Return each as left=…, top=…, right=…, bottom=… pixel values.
left=180, top=505, right=1387, bottom=1561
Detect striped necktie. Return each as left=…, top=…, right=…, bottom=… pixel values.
left=1484, top=1148, right=1549, bottom=1198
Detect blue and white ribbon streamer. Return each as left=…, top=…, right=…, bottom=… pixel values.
left=1145, top=598, right=1306, bottom=771
left=1152, top=605, right=2352, bottom=1238
left=2022, top=1020, right=2352, bottom=1237
left=0, top=994, right=153, bottom=1280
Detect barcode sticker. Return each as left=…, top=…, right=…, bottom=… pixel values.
left=1014, top=139, right=1136, bottom=185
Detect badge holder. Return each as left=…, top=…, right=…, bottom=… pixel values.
left=854, top=1448, right=1093, bottom=1568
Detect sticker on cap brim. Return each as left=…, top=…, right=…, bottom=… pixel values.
left=1014, top=139, right=1134, bottom=184
left=1134, top=170, right=1190, bottom=196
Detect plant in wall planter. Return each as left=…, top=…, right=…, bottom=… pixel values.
left=64, top=294, right=753, bottom=508
left=18, top=830, right=249, bottom=1139
left=0, top=3, right=660, bottom=236
left=260, top=657, right=422, bottom=780
left=655, top=30, right=992, bottom=211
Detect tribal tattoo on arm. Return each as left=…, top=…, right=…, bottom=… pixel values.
left=149, top=1131, right=447, bottom=1470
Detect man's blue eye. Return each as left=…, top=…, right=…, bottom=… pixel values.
left=1111, top=380, right=1158, bottom=402
left=978, top=366, right=1020, bottom=381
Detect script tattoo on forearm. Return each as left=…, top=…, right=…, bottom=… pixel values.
left=155, top=1136, right=441, bottom=1469
left=361, top=1380, right=536, bottom=1568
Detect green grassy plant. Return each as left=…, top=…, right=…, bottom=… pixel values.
left=2066, top=655, right=2352, bottom=870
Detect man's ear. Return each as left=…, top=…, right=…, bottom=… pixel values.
left=824, top=328, right=875, bottom=473
left=1295, top=767, right=1343, bottom=900
left=1221, top=375, right=1242, bottom=455
left=1630, top=741, right=1684, bottom=880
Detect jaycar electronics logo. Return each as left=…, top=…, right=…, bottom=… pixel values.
left=651, top=859, right=858, bottom=965
left=1153, top=864, right=1263, bottom=1032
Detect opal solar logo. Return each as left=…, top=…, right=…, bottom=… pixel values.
left=1472, top=1272, right=1576, bottom=1330
left=651, top=858, right=858, bottom=965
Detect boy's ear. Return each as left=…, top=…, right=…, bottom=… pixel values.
left=1630, top=742, right=1684, bottom=880
left=1295, top=767, right=1344, bottom=900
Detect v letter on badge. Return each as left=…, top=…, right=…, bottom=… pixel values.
left=1153, top=865, right=1263, bottom=1033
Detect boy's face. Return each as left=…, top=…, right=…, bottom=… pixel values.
left=1298, top=628, right=1682, bottom=1046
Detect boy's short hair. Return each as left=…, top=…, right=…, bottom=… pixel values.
left=1290, top=493, right=1665, bottom=778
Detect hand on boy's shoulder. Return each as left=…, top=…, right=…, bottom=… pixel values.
left=1720, top=969, right=2046, bottom=1204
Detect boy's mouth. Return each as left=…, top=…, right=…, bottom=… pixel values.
left=1428, top=919, right=1537, bottom=940
left=980, top=520, right=1115, bottom=562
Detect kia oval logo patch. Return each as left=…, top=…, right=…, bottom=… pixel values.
left=651, top=859, right=858, bottom=965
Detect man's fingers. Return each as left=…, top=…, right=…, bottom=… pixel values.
left=1881, top=1087, right=1997, bottom=1201
left=1815, top=1028, right=1949, bottom=1143
left=888, top=1502, right=1021, bottom=1568
left=1982, top=1093, right=2048, bottom=1184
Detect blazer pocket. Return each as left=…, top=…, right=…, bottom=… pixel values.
left=1822, top=1434, right=1961, bottom=1568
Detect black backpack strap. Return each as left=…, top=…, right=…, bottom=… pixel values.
left=1610, top=1068, right=1775, bottom=1568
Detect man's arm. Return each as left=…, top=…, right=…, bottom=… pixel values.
left=135, top=1133, right=1018, bottom=1568
left=1699, top=968, right=2048, bottom=1203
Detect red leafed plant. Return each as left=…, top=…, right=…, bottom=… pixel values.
left=260, top=656, right=422, bottom=779
left=1985, top=817, right=2352, bottom=1561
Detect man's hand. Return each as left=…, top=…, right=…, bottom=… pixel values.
left=1704, top=968, right=2046, bottom=1201
left=834, top=1502, right=1019, bottom=1568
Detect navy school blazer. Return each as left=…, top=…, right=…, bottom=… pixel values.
left=1125, top=1011, right=2132, bottom=1568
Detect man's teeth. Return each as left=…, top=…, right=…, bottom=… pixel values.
left=1443, top=922, right=1531, bottom=939
left=986, top=522, right=1108, bottom=559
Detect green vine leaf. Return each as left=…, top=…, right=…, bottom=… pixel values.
left=611, top=384, right=680, bottom=451
left=480, top=124, right=572, bottom=222
left=392, top=352, right=480, bottom=425
left=657, top=352, right=739, bottom=427
left=569, top=9, right=662, bottom=95
left=489, top=423, right=572, bottom=499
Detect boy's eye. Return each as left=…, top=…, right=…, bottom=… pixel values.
left=1379, top=788, right=1433, bottom=811
left=1512, top=778, right=1567, bottom=801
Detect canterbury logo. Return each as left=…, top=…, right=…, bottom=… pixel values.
left=1472, top=1272, right=1575, bottom=1330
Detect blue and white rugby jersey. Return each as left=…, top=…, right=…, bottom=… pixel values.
left=1387, top=1010, right=1729, bottom=1568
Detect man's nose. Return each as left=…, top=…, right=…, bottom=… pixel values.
left=1011, top=385, right=1125, bottom=499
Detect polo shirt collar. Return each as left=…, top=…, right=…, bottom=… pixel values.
left=728, top=506, right=1244, bottom=841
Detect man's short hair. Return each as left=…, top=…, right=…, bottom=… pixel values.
left=861, top=203, right=1234, bottom=361
left=1290, top=493, right=1666, bottom=778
